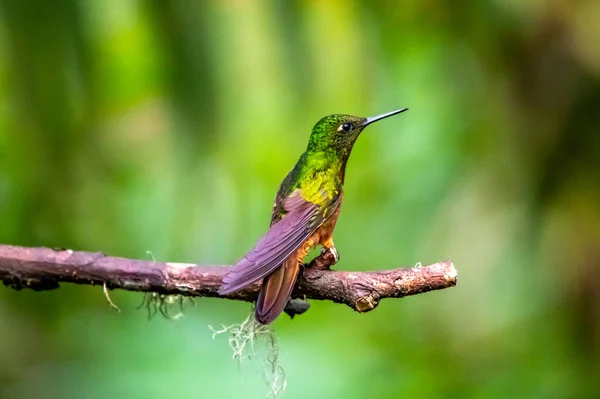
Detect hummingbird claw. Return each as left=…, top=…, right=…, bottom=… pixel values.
left=321, top=246, right=339, bottom=264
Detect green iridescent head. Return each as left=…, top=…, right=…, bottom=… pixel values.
left=307, top=108, right=408, bottom=155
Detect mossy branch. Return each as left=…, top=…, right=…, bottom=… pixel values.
left=0, top=244, right=457, bottom=313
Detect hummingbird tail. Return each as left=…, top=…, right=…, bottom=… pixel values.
left=255, top=255, right=300, bottom=325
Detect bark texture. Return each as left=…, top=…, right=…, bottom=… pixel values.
left=0, top=244, right=457, bottom=313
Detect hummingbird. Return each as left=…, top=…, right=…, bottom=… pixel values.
left=219, top=108, right=408, bottom=324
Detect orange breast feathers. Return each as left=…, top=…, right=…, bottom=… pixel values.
left=295, top=194, right=343, bottom=261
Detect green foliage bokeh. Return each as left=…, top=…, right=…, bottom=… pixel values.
left=1, top=0, right=600, bottom=398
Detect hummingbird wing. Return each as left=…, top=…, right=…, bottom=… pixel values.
left=218, top=189, right=339, bottom=294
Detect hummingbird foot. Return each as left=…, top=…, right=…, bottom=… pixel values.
left=304, top=246, right=339, bottom=278
left=321, top=246, right=339, bottom=264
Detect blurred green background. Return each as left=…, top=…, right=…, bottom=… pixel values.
left=1, top=0, right=600, bottom=398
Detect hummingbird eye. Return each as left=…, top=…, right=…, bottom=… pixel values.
left=339, top=122, right=353, bottom=132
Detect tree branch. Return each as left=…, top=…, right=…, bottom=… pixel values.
left=0, top=244, right=457, bottom=314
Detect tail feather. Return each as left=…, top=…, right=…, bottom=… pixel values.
left=255, top=255, right=300, bottom=324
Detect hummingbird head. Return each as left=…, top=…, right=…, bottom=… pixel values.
left=307, top=108, right=408, bottom=157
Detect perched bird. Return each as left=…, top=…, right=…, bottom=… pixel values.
left=219, top=108, right=408, bottom=324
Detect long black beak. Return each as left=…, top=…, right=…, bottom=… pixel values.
left=362, top=108, right=408, bottom=127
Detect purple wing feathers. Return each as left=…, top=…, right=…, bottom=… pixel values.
left=218, top=192, right=319, bottom=294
